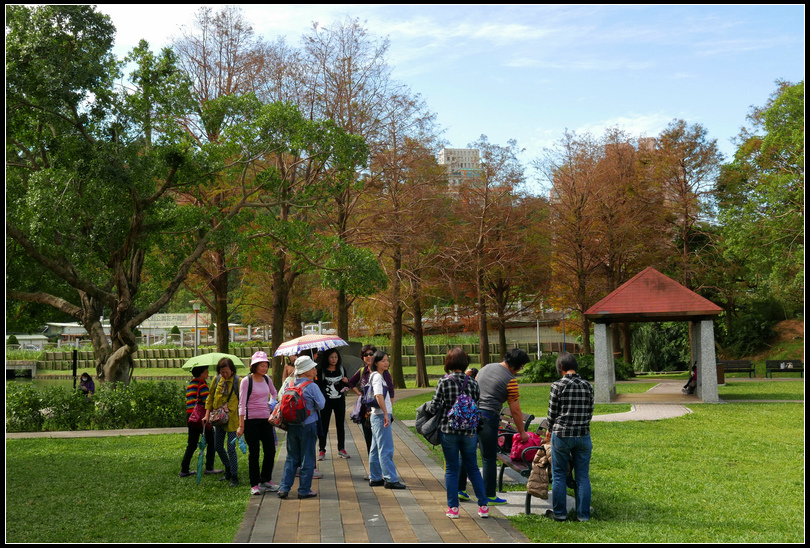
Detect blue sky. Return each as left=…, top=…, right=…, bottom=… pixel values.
left=98, top=4, right=804, bottom=186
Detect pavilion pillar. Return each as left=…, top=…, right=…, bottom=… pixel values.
left=594, top=322, right=615, bottom=403
left=693, top=319, right=720, bottom=403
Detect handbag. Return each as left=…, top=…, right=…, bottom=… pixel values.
left=188, top=402, right=206, bottom=431
left=415, top=402, right=441, bottom=446
left=209, top=375, right=236, bottom=427
left=268, top=402, right=288, bottom=431
left=510, top=431, right=546, bottom=464
left=349, top=395, right=367, bottom=424
left=362, top=373, right=388, bottom=408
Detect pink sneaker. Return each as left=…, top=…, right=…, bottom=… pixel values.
left=446, top=507, right=459, bottom=519
left=478, top=506, right=489, bottom=518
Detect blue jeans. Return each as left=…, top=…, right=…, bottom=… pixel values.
left=280, top=421, right=318, bottom=495
left=440, top=431, right=487, bottom=508
left=551, top=433, right=592, bottom=521
left=369, top=413, right=399, bottom=483
left=477, top=410, right=501, bottom=498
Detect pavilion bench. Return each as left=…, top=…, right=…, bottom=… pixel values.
left=765, top=359, right=803, bottom=378
left=719, top=360, right=755, bottom=378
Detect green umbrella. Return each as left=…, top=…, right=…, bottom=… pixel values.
left=181, top=352, right=245, bottom=371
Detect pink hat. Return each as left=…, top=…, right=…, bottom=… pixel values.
left=250, top=351, right=270, bottom=367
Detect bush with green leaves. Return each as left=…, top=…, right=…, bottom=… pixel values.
left=41, top=386, right=96, bottom=431
left=521, top=353, right=633, bottom=383
left=718, top=309, right=778, bottom=358
left=5, top=382, right=45, bottom=432
left=5, top=380, right=187, bottom=432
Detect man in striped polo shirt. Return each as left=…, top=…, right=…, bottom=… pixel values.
left=546, top=352, right=594, bottom=522
left=475, top=348, right=531, bottom=505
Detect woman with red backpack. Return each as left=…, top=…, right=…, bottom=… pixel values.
left=277, top=356, right=325, bottom=500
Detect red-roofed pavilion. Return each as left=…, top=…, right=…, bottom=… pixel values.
left=585, top=267, right=723, bottom=403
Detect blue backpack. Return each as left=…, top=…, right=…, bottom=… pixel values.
left=445, top=375, right=479, bottom=430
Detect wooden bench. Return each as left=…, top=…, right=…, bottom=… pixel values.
left=719, top=360, right=755, bottom=378
left=495, top=410, right=576, bottom=515
left=765, top=359, right=803, bottom=378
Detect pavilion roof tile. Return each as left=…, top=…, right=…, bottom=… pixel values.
left=585, top=267, right=722, bottom=321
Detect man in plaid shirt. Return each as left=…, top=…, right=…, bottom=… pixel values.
left=545, top=352, right=594, bottom=522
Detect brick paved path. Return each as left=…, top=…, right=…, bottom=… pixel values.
left=234, top=414, right=529, bottom=543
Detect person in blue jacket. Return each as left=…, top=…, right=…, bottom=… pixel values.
left=277, top=356, right=325, bottom=500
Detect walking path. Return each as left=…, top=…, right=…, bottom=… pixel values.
left=235, top=412, right=533, bottom=543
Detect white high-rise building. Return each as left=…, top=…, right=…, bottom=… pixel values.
left=438, top=148, right=482, bottom=187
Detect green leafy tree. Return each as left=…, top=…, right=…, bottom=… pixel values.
left=6, top=6, right=258, bottom=382
left=716, top=80, right=804, bottom=308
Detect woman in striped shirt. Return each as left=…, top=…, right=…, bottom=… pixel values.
left=179, top=366, right=222, bottom=477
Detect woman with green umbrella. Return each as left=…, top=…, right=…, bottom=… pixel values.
left=179, top=366, right=223, bottom=478
left=204, top=357, right=241, bottom=487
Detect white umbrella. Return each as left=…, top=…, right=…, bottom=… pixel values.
left=273, top=334, right=348, bottom=357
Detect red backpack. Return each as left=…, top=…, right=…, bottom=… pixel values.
left=279, top=380, right=313, bottom=425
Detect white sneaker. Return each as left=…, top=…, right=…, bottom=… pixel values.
left=446, top=507, right=460, bottom=519
left=478, top=506, right=489, bottom=518
left=250, top=485, right=261, bottom=495
left=260, top=481, right=279, bottom=492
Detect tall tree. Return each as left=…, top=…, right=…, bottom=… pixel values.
left=449, top=136, right=526, bottom=365
left=5, top=6, right=249, bottom=382
left=593, top=129, right=669, bottom=360
left=652, top=120, right=723, bottom=289
left=300, top=18, right=412, bottom=341
left=716, top=80, right=804, bottom=308
left=485, top=192, right=552, bottom=359
left=535, top=131, right=603, bottom=355
left=172, top=6, right=269, bottom=352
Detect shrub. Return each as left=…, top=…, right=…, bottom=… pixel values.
left=5, top=382, right=45, bottom=432
left=41, top=386, right=95, bottom=431
left=521, top=353, right=633, bottom=383
left=722, top=311, right=777, bottom=358
left=5, top=380, right=187, bottom=432
left=7, top=334, right=20, bottom=346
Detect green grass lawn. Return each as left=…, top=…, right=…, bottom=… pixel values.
left=397, top=383, right=805, bottom=543
left=509, top=402, right=804, bottom=542
left=719, top=380, right=805, bottom=400
left=5, top=434, right=249, bottom=543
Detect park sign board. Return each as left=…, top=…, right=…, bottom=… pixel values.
left=139, top=313, right=212, bottom=329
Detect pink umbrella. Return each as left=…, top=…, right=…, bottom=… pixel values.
left=273, top=334, right=348, bottom=357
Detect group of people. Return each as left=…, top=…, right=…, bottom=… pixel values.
left=180, top=344, right=405, bottom=498
left=180, top=343, right=594, bottom=522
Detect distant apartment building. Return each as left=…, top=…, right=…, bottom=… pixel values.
left=437, top=147, right=483, bottom=187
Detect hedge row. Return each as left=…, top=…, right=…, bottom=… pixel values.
left=5, top=381, right=186, bottom=433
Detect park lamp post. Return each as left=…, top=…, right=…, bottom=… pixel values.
left=190, top=300, right=201, bottom=356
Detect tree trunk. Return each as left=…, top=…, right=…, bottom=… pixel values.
left=477, top=264, right=491, bottom=366
left=581, top=315, right=591, bottom=355
left=270, top=256, right=297, bottom=388
left=212, top=248, right=230, bottom=353
left=337, top=287, right=350, bottom=341
left=411, top=282, right=430, bottom=388
left=621, top=322, right=632, bottom=363
left=390, top=246, right=406, bottom=389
